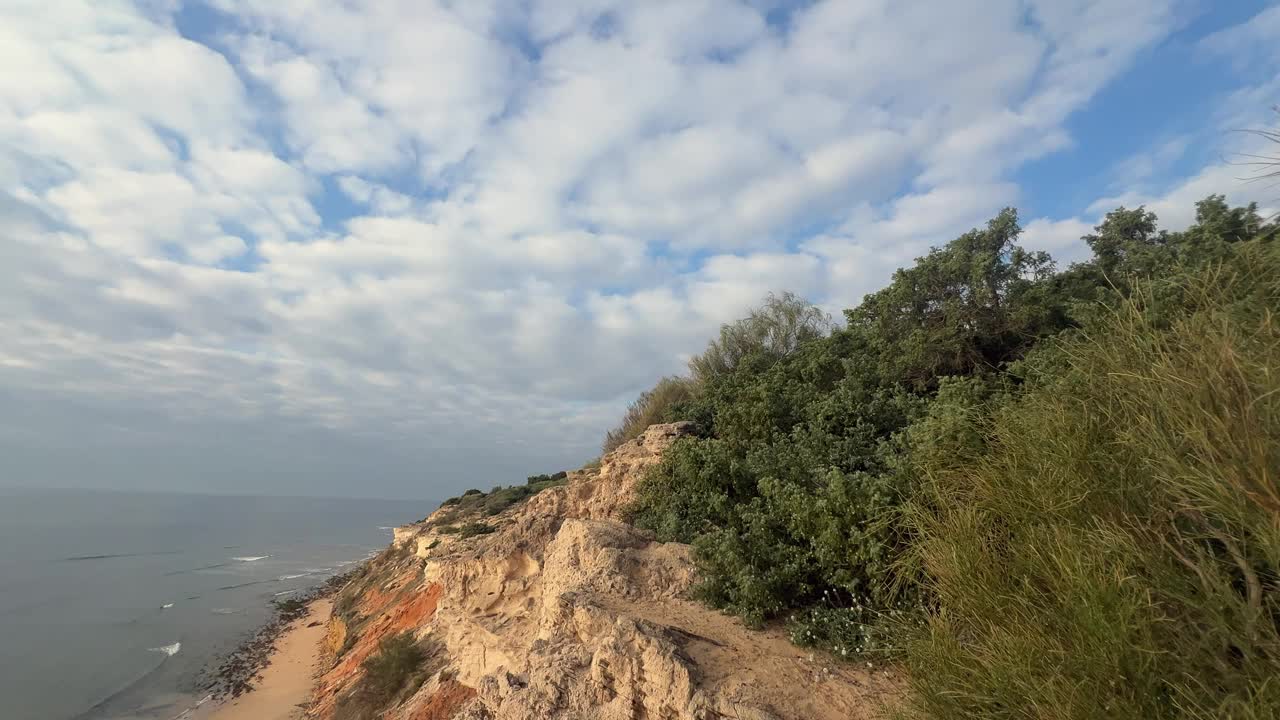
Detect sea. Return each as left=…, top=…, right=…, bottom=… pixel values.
left=0, top=487, right=429, bottom=720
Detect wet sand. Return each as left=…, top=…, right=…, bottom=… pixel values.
left=196, top=599, right=332, bottom=720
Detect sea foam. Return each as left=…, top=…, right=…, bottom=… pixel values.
left=231, top=555, right=270, bottom=562
left=149, top=642, right=181, bottom=657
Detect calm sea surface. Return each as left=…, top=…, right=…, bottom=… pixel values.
left=0, top=487, right=428, bottom=720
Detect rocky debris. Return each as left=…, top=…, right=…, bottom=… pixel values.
left=203, top=570, right=357, bottom=700
left=569, top=421, right=696, bottom=521
left=308, top=422, right=897, bottom=720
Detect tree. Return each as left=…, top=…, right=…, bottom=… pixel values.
left=1084, top=205, right=1163, bottom=275
left=845, top=208, right=1060, bottom=386
left=688, top=291, right=832, bottom=385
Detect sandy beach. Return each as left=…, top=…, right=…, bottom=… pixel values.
left=196, top=598, right=332, bottom=720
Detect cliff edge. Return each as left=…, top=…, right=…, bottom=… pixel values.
left=310, top=423, right=897, bottom=720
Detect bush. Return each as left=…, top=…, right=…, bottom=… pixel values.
left=335, top=633, right=442, bottom=720
left=625, top=196, right=1278, bottom=671
left=458, top=522, right=495, bottom=539
left=430, top=476, right=567, bottom=529
left=688, top=291, right=833, bottom=385
left=602, top=376, right=698, bottom=454
left=900, top=241, right=1280, bottom=718
left=462, top=488, right=482, bottom=496
left=334, top=591, right=358, bottom=620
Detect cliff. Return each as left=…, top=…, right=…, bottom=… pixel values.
left=310, top=423, right=898, bottom=720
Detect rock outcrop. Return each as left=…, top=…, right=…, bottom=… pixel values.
left=309, top=422, right=897, bottom=720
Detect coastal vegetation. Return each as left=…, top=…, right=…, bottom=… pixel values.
left=612, top=195, right=1279, bottom=717
left=335, top=632, right=443, bottom=720
left=430, top=474, right=569, bottom=524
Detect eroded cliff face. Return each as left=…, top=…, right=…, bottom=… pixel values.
left=310, top=423, right=897, bottom=720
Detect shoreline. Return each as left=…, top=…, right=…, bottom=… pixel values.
left=191, top=598, right=333, bottom=720
left=200, top=570, right=355, bottom=702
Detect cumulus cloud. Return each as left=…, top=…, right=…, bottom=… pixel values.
left=0, top=0, right=1268, bottom=497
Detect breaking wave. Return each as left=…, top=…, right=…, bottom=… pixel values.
left=148, top=642, right=181, bottom=657
left=231, top=555, right=270, bottom=562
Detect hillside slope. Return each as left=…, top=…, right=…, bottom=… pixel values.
left=310, top=423, right=898, bottom=720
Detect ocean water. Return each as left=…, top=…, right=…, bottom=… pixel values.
left=0, top=487, right=427, bottom=720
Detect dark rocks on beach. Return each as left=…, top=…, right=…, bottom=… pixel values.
left=202, top=569, right=358, bottom=700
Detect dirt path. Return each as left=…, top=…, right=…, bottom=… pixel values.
left=600, top=596, right=902, bottom=720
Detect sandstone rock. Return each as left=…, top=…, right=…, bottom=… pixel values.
left=308, top=422, right=897, bottom=720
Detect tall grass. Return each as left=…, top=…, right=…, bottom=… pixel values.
left=901, top=242, right=1280, bottom=719
left=602, top=376, right=697, bottom=454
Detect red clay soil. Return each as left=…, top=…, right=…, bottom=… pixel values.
left=406, top=681, right=477, bottom=720
left=310, top=582, right=443, bottom=718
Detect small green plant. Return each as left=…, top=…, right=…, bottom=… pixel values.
left=335, top=633, right=442, bottom=720
left=458, top=522, right=495, bottom=539
left=334, top=591, right=357, bottom=620
left=462, top=488, right=482, bottom=496
left=437, top=525, right=459, bottom=534
left=426, top=538, right=440, bottom=550
left=430, top=476, right=567, bottom=528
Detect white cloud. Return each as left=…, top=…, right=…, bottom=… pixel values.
left=1020, top=217, right=1094, bottom=264
left=4, top=0, right=1265, bottom=497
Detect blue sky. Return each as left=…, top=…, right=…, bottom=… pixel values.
left=1017, top=0, right=1274, bottom=218
left=1, top=0, right=1277, bottom=498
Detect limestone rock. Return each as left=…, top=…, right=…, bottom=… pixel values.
left=308, top=422, right=897, bottom=720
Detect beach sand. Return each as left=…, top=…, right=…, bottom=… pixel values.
left=197, top=598, right=333, bottom=720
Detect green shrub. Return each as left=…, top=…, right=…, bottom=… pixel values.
left=334, top=591, right=358, bottom=620
left=458, top=522, right=495, bottom=539
left=602, top=375, right=698, bottom=454
left=688, top=290, right=833, bottom=385
left=625, top=196, right=1278, bottom=669
left=900, top=240, right=1280, bottom=719
left=526, top=470, right=569, bottom=485
left=437, top=525, right=459, bottom=534
left=462, top=488, right=482, bottom=496
left=335, top=633, right=442, bottom=720
left=432, top=476, right=567, bottom=528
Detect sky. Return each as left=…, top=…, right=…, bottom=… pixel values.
left=2, top=0, right=1278, bottom=500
